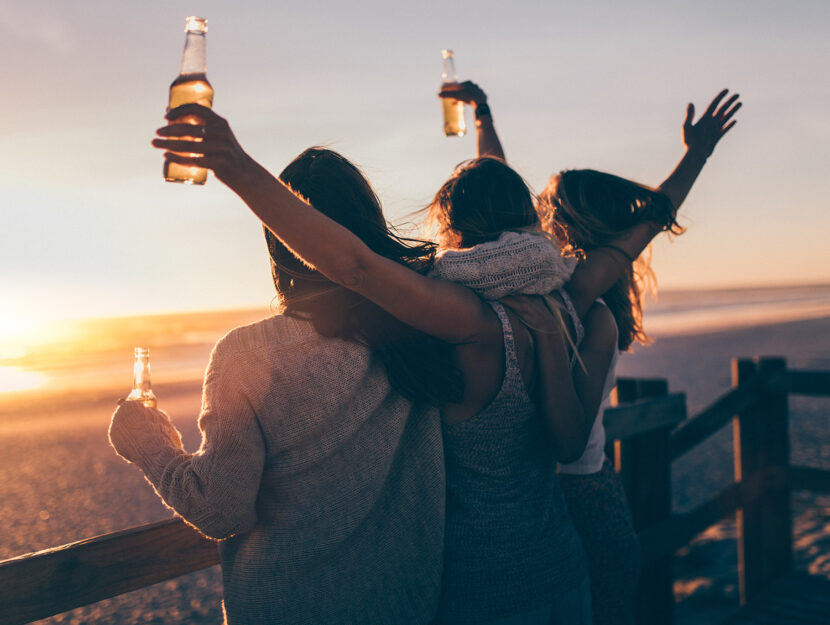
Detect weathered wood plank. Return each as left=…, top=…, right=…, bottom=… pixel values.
left=786, top=370, right=830, bottom=396
left=615, top=378, right=675, bottom=625
left=668, top=383, right=759, bottom=461
left=638, top=466, right=787, bottom=565
left=789, top=465, right=830, bottom=494
left=733, top=357, right=793, bottom=605
left=0, top=517, right=219, bottom=625
left=603, top=392, right=687, bottom=441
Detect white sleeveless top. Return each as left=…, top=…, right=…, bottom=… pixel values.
left=558, top=299, right=619, bottom=475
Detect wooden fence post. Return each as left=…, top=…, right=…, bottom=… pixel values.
left=732, top=357, right=792, bottom=605
left=615, top=378, right=674, bottom=625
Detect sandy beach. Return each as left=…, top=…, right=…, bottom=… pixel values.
left=1, top=312, right=828, bottom=624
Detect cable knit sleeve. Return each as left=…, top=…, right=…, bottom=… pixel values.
left=109, top=335, right=265, bottom=540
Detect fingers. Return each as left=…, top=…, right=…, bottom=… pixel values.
left=156, top=123, right=205, bottom=138
left=438, top=80, right=485, bottom=103
left=703, top=88, right=729, bottom=118
left=715, top=93, right=740, bottom=118
left=152, top=138, right=222, bottom=155
left=165, top=103, right=226, bottom=127
left=721, top=120, right=737, bottom=135
left=684, top=103, right=695, bottom=129
left=720, top=101, right=742, bottom=128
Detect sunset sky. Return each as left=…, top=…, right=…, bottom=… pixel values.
left=2, top=0, right=829, bottom=329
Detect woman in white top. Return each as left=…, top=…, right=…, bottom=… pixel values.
left=440, top=82, right=741, bottom=625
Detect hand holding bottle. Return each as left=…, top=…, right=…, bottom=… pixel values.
left=154, top=104, right=256, bottom=189
left=164, top=16, right=214, bottom=185
left=438, top=80, right=488, bottom=111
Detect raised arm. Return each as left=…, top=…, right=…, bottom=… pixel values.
left=565, top=89, right=741, bottom=317
left=658, top=89, right=741, bottom=209
left=438, top=81, right=506, bottom=161
left=153, top=104, right=493, bottom=345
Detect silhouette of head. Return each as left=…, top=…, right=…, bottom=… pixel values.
left=427, top=157, right=539, bottom=249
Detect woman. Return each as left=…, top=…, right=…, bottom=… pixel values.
left=152, top=138, right=597, bottom=623
left=147, top=84, right=738, bottom=621
left=147, top=96, right=697, bottom=623
left=439, top=82, right=741, bottom=624
left=109, top=148, right=461, bottom=625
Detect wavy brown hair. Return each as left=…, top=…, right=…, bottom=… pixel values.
left=265, top=147, right=462, bottom=405
left=427, top=157, right=540, bottom=249
left=539, top=169, right=684, bottom=350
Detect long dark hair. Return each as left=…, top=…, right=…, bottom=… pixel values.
left=427, top=157, right=539, bottom=248
left=539, top=169, right=684, bottom=350
left=265, top=147, right=462, bottom=405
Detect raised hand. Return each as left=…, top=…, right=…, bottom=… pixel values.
left=682, top=89, right=742, bottom=160
left=438, top=80, right=488, bottom=108
left=153, top=104, right=255, bottom=187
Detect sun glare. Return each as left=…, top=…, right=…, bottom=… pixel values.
left=0, top=366, right=44, bottom=393
left=0, top=309, right=38, bottom=359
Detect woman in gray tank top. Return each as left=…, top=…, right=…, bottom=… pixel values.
left=153, top=104, right=686, bottom=624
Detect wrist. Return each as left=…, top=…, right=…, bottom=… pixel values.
left=474, top=101, right=492, bottom=120
left=224, top=153, right=265, bottom=194
left=684, top=147, right=709, bottom=166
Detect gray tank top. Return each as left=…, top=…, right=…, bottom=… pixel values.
left=436, top=302, right=589, bottom=623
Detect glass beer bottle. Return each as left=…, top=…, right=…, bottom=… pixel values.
left=441, top=49, right=466, bottom=137
left=164, top=16, right=214, bottom=185
left=126, top=347, right=158, bottom=408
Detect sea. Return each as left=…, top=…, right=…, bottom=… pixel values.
left=1, top=284, right=828, bottom=402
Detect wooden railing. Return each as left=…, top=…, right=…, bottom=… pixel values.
left=611, top=357, right=830, bottom=625
left=0, top=356, right=828, bottom=625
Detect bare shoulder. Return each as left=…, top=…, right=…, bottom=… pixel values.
left=582, top=301, right=618, bottom=348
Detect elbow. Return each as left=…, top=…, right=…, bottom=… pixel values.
left=193, top=508, right=257, bottom=541
left=554, top=442, right=587, bottom=465
left=548, top=417, right=591, bottom=463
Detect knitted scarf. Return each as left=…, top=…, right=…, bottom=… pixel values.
left=430, top=230, right=577, bottom=300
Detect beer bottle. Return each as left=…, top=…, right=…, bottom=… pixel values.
left=126, top=347, right=158, bottom=408
left=164, top=16, right=214, bottom=185
left=441, top=50, right=466, bottom=137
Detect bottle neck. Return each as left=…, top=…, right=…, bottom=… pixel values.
left=179, top=32, right=207, bottom=76
left=132, top=354, right=152, bottom=394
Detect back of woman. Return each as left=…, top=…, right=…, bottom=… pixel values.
left=438, top=302, right=587, bottom=624
left=208, top=314, right=445, bottom=624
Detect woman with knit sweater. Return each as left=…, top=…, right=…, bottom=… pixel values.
left=439, top=82, right=740, bottom=624
left=109, top=149, right=461, bottom=625
left=138, top=91, right=729, bottom=623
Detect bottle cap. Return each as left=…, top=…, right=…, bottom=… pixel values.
left=185, top=16, right=208, bottom=33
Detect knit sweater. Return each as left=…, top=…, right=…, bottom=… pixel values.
left=430, top=230, right=576, bottom=299
left=109, top=314, right=444, bottom=625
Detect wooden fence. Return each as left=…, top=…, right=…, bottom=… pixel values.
left=0, top=356, right=828, bottom=625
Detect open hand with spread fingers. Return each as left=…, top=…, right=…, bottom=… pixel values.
left=683, top=89, right=742, bottom=160
left=153, top=104, right=256, bottom=188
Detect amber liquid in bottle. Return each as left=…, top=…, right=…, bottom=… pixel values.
left=164, top=16, right=213, bottom=185
left=441, top=49, right=466, bottom=137
left=164, top=73, right=214, bottom=185
left=442, top=97, right=465, bottom=137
